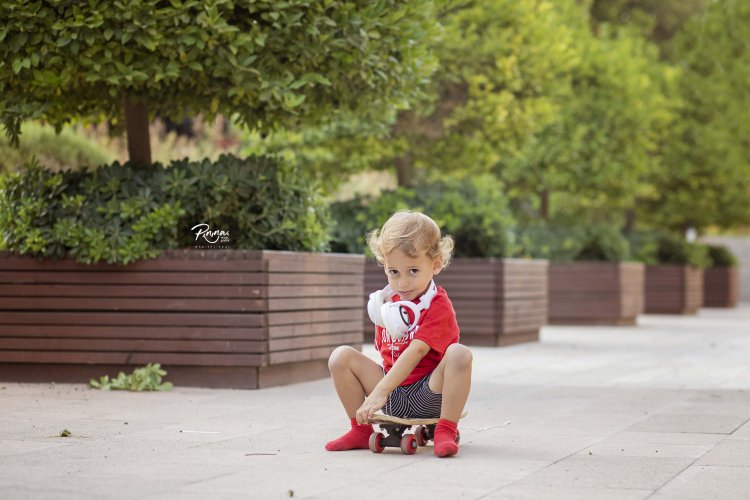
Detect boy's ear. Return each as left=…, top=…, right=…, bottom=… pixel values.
left=431, top=256, right=444, bottom=275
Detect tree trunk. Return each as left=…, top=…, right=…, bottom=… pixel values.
left=123, top=93, right=152, bottom=165
left=395, top=153, right=413, bottom=187
left=624, top=208, right=635, bottom=234
left=540, top=189, right=549, bottom=220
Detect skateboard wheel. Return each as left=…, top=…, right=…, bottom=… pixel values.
left=369, top=432, right=385, bottom=453
left=455, top=429, right=460, bottom=444
left=414, top=426, right=429, bottom=447
left=400, top=434, right=417, bottom=455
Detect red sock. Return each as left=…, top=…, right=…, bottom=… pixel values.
left=434, top=419, right=459, bottom=457
left=325, top=418, right=373, bottom=451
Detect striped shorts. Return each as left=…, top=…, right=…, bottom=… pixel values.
left=382, top=372, right=442, bottom=419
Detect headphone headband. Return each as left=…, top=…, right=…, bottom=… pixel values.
left=417, top=280, right=438, bottom=311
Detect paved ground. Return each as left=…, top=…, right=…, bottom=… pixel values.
left=1, top=305, right=749, bottom=499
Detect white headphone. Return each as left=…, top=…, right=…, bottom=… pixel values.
left=367, top=280, right=438, bottom=341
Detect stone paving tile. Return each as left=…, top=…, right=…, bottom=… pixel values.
left=575, top=436, right=715, bottom=460
left=0, top=438, right=193, bottom=474
left=733, top=420, right=750, bottom=439
left=652, top=465, right=750, bottom=499
left=627, top=412, right=748, bottom=434
left=0, top=487, right=89, bottom=500
left=695, top=438, right=750, bottom=467
left=472, top=431, right=604, bottom=462
left=484, top=485, right=653, bottom=500
left=318, top=456, right=551, bottom=500
left=0, top=462, right=233, bottom=498
left=502, top=454, right=694, bottom=490
left=168, top=451, right=413, bottom=498
left=0, top=417, right=172, bottom=441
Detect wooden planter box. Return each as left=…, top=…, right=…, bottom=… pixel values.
left=645, top=264, right=704, bottom=314
left=364, top=258, right=548, bottom=347
left=0, top=250, right=364, bottom=389
left=703, top=267, right=739, bottom=308
left=549, top=262, right=645, bottom=325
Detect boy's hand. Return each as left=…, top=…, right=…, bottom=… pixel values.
left=356, top=388, right=388, bottom=424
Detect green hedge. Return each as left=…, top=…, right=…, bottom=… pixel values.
left=629, top=231, right=710, bottom=268
left=515, top=224, right=631, bottom=262
left=705, top=244, right=738, bottom=268
left=0, top=155, right=330, bottom=264
left=330, top=175, right=517, bottom=258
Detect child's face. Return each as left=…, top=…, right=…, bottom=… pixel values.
left=383, top=247, right=443, bottom=302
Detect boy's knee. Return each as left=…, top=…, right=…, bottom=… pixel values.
left=328, top=345, right=356, bottom=372
left=446, top=344, right=472, bottom=368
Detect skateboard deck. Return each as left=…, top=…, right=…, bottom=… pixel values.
left=369, top=410, right=467, bottom=426
left=367, top=411, right=468, bottom=454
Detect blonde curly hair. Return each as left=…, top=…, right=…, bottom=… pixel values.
left=367, top=211, right=454, bottom=269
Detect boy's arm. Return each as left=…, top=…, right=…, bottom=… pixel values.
left=355, top=339, right=431, bottom=424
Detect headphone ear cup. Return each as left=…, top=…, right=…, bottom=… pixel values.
left=381, top=302, right=408, bottom=340
left=367, top=290, right=386, bottom=327
left=381, top=301, right=421, bottom=341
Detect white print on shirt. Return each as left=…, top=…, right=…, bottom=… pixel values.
left=380, top=325, right=418, bottom=345
left=381, top=325, right=419, bottom=363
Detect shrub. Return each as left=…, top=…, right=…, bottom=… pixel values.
left=330, top=175, right=517, bottom=258
left=629, top=231, right=710, bottom=268
left=0, top=155, right=330, bottom=264
left=515, top=224, right=630, bottom=262
left=575, top=225, right=631, bottom=262
left=705, top=244, right=738, bottom=268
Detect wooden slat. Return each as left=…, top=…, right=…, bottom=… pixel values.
left=0, top=284, right=266, bottom=299
left=0, top=254, right=265, bottom=272
left=0, top=311, right=264, bottom=327
left=262, top=250, right=363, bottom=266
left=267, top=296, right=363, bottom=311
left=264, top=252, right=363, bottom=274
left=0, top=325, right=266, bottom=340
left=269, top=273, right=364, bottom=286
left=266, top=309, right=362, bottom=326
left=0, top=297, right=265, bottom=312
left=268, top=332, right=361, bottom=351
left=269, top=346, right=338, bottom=364
left=0, top=271, right=268, bottom=286
left=0, top=350, right=265, bottom=366
left=1, top=283, right=363, bottom=299
left=269, top=321, right=363, bottom=339
left=0, top=338, right=267, bottom=354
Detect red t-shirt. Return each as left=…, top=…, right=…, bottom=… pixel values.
left=374, top=286, right=460, bottom=386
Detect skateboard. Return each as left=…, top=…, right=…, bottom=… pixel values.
left=367, top=411, right=468, bottom=455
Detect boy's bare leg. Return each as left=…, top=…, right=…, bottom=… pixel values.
left=328, top=346, right=384, bottom=418
left=428, top=344, right=473, bottom=422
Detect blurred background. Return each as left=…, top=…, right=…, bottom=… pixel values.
left=1, top=0, right=748, bottom=300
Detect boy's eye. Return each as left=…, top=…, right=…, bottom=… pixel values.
left=388, top=269, right=398, bottom=276
left=409, top=269, right=418, bottom=275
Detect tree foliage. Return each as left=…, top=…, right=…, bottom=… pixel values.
left=0, top=0, right=440, bottom=161
left=506, top=22, right=672, bottom=223
left=590, top=0, right=709, bottom=59
left=392, top=0, right=586, bottom=184
left=639, top=0, right=750, bottom=232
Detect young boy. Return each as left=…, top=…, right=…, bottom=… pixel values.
left=325, top=210, right=472, bottom=457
